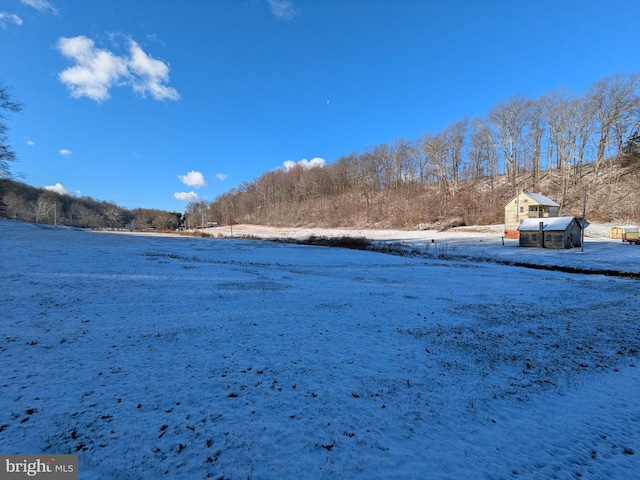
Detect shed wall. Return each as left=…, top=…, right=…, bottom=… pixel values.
left=518, top=222, right=582, bottom=249
left=610, top=227, right=624, bottom=239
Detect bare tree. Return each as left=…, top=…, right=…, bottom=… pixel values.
left=585, top=73, right=640, bottom=187
left=573, top=97, right=596, bottom=179
left=443, top=118, right=468, bottom=185
left=0, top=82, right=23, bottom=180
left=184, top=201, right=211, bottom=228
left=69, top=202, right=96, bottom=227
left=101, top=203, right=122, bottom=228
left=468, top=117, right=500, bottom=206
left=421, top=131, right=450, bottom=195
left=34, top=193, right=55, bottom=223
left=523, top=97, right=545, bottom=191
left=331, top=153, right=358, bottom=195
left=540, top=89, right=585, bottom=205
left=488, top=94, right=530, bottom=194
left=3, top=191, right=31, bottom=220
left=469, top=118, right=498, bottom=175
left=390, top=137, right=420, bottom=194
left=368, top=143, right=393, bottom=190
left=152, top=213, right=178, bottom=230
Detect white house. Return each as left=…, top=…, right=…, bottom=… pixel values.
left=504, top=192, right=560, bottom=238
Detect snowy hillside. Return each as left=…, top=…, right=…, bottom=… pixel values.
left=1, top=219, right=639, bottom=479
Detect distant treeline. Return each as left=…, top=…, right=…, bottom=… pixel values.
left=186, top=73, right=640, bottom=229
left=0, top=179, right=181, bottom=230
left=3, top=73, right=639, bottom=231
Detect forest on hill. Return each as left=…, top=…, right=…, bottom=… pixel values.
left=0, top=179, right=181, bottom=230
left=185, top=73, right=640, bottom=230
left=1, top=73, right=639, bottom=231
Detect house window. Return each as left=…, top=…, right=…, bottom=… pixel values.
left=519, top=207, right=524, bottom=213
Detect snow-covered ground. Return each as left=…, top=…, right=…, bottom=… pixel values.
left=1, top=218, right=639, bottom=479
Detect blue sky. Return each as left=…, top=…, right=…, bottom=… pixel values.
left=1, top=0, right=638, bottom=212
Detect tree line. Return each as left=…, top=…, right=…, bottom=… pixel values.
left=2, top=74, right=640, bottom=231
left=189, top=73, right=640, bottom=229
left=0, top=81, right=182, bottom=230
left=0, top=179, right=181, bottom=230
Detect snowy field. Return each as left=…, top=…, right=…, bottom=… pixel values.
left=1, top=218, right=639, bottom=479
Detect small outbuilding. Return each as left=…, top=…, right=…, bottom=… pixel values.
left=504, top=192, right=560, bottom=238
left=609, top=226, right=638, bottom=239
left=517, top=216, right=583, bottom=249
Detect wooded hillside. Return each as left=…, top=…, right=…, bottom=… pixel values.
left=2, top=73, right=639, bottom=231
left=186, top=158, right=640, bottom=231
left=188, top=73, right=640, bottom=230
left=0, top=179, right=181, bottom=230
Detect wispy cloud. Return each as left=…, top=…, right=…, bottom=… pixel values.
left=26, top=139, right=35, bottom=146
left=268, top=0, right=298, bottom=20
left=0, top=12, right=23, bottom=28
left=178, top=170, right=207, bottom=188
left=283, top=157, right=326, bottom=171
left=57, top=35, right=179, bottom=103
left=1, top=0, right=55, bottom=29
left=174, top=191, right=199, bottom=202
left=20, top=0, right=57, bottom=15
left=216, top=173, right=228, bottom=181
left=128, top=41, right=179, bottom=101
left=59, top=148, right=71, bottom=156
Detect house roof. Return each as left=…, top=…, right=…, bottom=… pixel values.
left=518, top=216, right=581, bottom=232
left=520, top=192, right=560, bottom=207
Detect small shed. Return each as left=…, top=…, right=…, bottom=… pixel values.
left=610, top=226, right=638, bottom=239
left=504, top=192, right=560, bottom=238
left=517, top=216, right=583, bottom=249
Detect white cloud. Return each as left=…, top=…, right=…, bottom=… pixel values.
left=0, top=12, right=23, bottom=28
left=127, top=40, right=180, bottom=101
left=26, top=139, right=35, bottom=146
left=283, top=157, right=326, bottom=171
left=59, top=148, right=71, bottom=156
left=43, top=182, right=70, bottom=195
left=216, top=173, right=227, bottom=181
left=178, top=170, right=207, bottom=188
left=57, top=36, right=129, bottom=102
left=174, top=191, right=199, bottom=202
left=20, top=0, right=57, bottom=14
left=56, top=35, right=179, bottom=103
left=268, top=0, right=298, bottom=20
